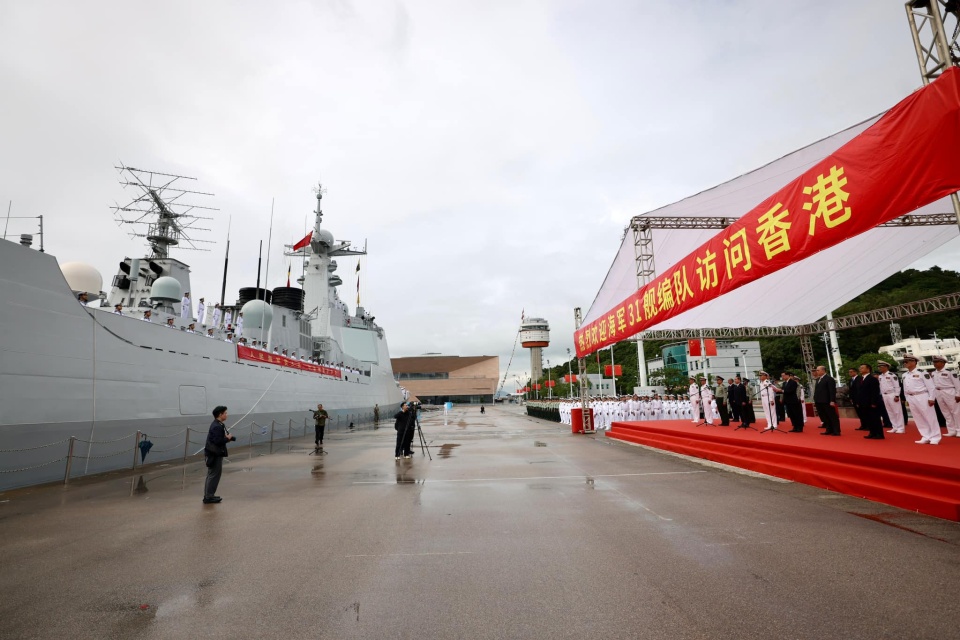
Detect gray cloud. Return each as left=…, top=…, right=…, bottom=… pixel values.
left=2, top=0, right=957, bottom=387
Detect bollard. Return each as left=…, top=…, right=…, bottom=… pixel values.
left=63, top=436, right=76, bottom=485
left=183, top=428, right=191, bottom=463
left=132, top=430, right=142, bottom=470
left=249, top=430, right=254, bottom=459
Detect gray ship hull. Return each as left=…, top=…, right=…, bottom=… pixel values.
left=0, top=239, right=403, bottom=489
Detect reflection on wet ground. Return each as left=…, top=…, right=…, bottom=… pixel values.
left=437, top=443, right=460, bottom=458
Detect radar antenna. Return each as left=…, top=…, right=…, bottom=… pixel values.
left=111, top=165, right=218, bottom=259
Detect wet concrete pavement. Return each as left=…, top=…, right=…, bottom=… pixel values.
left=1, top=405, right=959, bottom=639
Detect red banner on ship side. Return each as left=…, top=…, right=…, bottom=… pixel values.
left=574, top=67, right=960, bottom=357
left=237, top=345, right=342, bottom=378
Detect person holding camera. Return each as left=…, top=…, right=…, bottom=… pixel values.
left=394, top=403, right=411, bottom=459
left=203, top=406, right=236, bottom=504
left=311, top=403, right=329, bottom=447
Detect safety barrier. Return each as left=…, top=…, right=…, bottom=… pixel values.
left=0, top=408, right=386, bottom=488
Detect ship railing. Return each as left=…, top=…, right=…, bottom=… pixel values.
left=0, top=407, right=390, bottom=489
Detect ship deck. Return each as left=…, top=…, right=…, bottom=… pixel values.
left=1, top=406, right=959, bottom=639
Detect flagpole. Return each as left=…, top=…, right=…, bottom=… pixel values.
left=260, top=199, right=274, bottom=348
left=219, top=215, right=231, bottom=307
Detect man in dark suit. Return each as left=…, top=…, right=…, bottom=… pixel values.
left=848, top=367, right=866, bottom=430
left=856, top=363, right=884, bottom=440
left=729, top=376, right=743, bottom=423
left=813, top=366, right=841, bottom=436
left=780, top=371, right=804, bottom=432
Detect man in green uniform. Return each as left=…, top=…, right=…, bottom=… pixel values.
left=312, top=403, right=329, bottom=448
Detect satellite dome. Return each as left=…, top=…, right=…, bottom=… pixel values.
left=60, top=262, right=103, bottom=295
left=240, top=299, right=273, bottom=333
left=315, top=229, right=334, bottom=247
left=150, top=276, right=182, bottom=302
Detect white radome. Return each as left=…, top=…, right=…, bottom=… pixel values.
left=315, top=229, right=334, bottom=247
left=240, top=299, right=273, bottom=333
left=150, top=276, right=182, bottom=302
left=60, top=262, right=103, bottom=295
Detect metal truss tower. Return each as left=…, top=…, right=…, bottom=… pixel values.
left=906, top=0, right=960, bottom=232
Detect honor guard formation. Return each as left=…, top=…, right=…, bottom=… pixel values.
left=527, top=356, right=960, bottom=444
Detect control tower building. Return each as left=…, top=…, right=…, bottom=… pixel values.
left=520, top=317, right=550, bottom=381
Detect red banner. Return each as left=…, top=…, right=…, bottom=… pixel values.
left=237, top=345, right=341, bottom=378
left=687, top=339, right=701, bottom=357
left=545, top=380, right=556, bottom=388
left=704, top=339, right=717, bottom=357
left=563, top=374, right=578, bottom=383
left=533, top=384, right=541, bottom=390
left=575, top=67, right=960, bottom=357
left=604, top=365, right=623, bottom=377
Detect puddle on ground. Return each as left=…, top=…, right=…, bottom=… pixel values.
left=437, top=444, right=461, bottom=459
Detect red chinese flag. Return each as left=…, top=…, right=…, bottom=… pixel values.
left=704, top=339, right=717, bottom=357
left=575, top=67, right=960, bottom=357
left=546, top=380, right=556, bottom=388
left=534, top=384, right=541, bottom=390
left=688, top=339, right=701, bottom=357
left=292, top=231, right=312, bottom=251
left=604, top=365, right=622, bottom=377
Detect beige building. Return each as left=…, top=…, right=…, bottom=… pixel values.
left=391, top=355, right=499, bottom=404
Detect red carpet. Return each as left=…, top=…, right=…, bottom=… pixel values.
left=606, top=418, right=960, bottom=521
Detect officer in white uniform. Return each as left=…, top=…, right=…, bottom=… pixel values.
left=688, top=377, right=701, bottom=423
left=877, top=360, right=904, bottom=433
left=931, top=355, right=960, bottom=437
left=181, top=292, right=192, bottom=319
left=236, top=312, right=244, bottom=335
left=901, top=354, right=940, bottom=444
left=197, top=298, right=206, bottom=326
left=758, top=371, right=778, bottom=431
left=700, top=377, right=716, bottom=425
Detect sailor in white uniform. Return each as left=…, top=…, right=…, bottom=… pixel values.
left=758, top=371, right=778, bottom=431
left=700, top=377, right=716, bottom=425
left=901, top=354, right=940, bottom=444
left=197, top=298, right=206, bottom=326
left=688, top=378, right=701, bottom=423
left=181, top=292, right=191, bottom=319
left=187, top=322, right=197, bottom=334
left=165, top=317, right=177, bottom=329
left=877, top=360, right=904, bottom=433
left=206, top=328, right=216, bottom=339
left=114, top=303, right=123, bottom=315
left=236, top=312, right=244, bottom=335
left=141, top=309, right=153, bottom=323
left=931, top=355, right=960, bottom=437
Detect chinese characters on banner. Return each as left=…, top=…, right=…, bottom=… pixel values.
left=237, top=345, right=342, bottom=378
left=574, top=66, right=960, bottom=357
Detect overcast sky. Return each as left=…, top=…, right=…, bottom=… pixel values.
left=2, top=1, right=958, bottom=386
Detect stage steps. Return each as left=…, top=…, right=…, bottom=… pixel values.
left=607, top=422, right=960, bottom=522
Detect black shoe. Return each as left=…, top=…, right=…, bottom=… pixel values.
left=864, top=435, right=884, bottom=440
left=820, top=432, right=833, bottom=436
left=855, top=427, right=869, bottom=431
left=202, top=497, right=222, bottom=504
left=788, top=429, right=803, bottom=433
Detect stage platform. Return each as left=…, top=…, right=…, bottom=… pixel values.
left=606, top=418, right=960, bottom=522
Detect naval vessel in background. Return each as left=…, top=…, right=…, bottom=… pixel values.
left=0, top=168, right=404, bottom=490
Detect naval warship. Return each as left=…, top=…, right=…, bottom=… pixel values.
left=0, top=170, right=404, bottom=490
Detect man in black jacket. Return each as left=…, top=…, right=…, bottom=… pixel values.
left=401, top=403, right=419, bottom=457
left=728, top=377, right=743, bottom=423
left=780, top=372, right=804, bottom=432
left=856, top=364, right=884, bottom=440
left=848, top=367, right=866, bottom=430
left=204, top=406, right=236, bottom=504
left=813, top=366, right=840, bottom=436
left=394, top=403, right=410, bottom=460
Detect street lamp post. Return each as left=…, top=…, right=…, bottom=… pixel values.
left=567, top=348, right=573, bottom=399
left=546, top=359, right=552, bottom=399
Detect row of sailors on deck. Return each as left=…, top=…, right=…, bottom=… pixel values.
left=557, top=396, right=702, bottom=430
left=85, top=294, right=362, bottom=375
